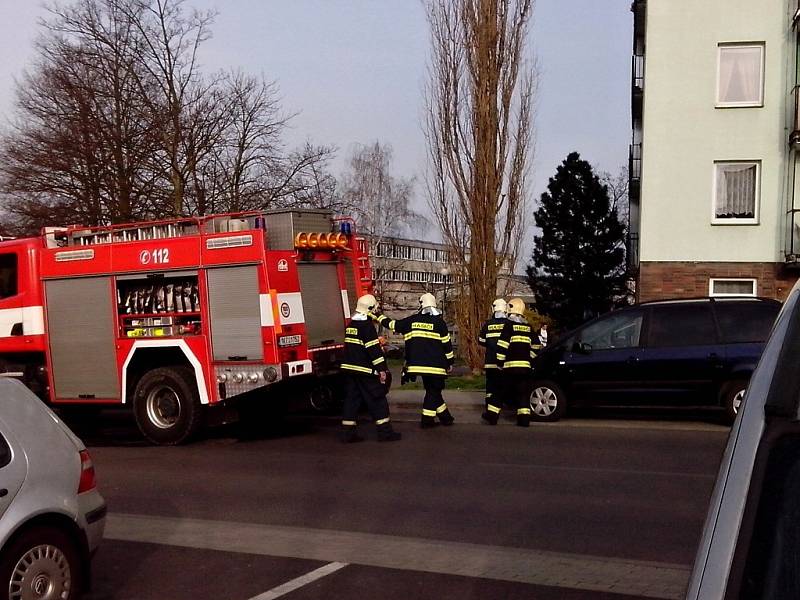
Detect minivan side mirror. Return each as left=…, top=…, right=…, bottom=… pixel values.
left=572, top=341, right=592, bottom=354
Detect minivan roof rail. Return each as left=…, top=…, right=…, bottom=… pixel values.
left=639, top=296, right=779, bottom=306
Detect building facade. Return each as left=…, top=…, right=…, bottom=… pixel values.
left=630, top=0, right=800, bottom=302
left=370, top=236, right=531, bottom=316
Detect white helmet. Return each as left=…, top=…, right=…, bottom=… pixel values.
left=507, top=297, right=526, bottom=316
left=419, top=293, right=437, bottom=310
left=492, top=298, right=507, bottom=314
left=355, top=294, right=378, bottom=315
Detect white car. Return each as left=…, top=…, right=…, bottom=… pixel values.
left=0, top=378, right=105, bottom=600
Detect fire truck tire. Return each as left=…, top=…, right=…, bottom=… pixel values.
left=133, top=367, right=203, bottom=445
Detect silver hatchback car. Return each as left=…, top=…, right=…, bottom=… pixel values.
left=0, top=378, right=105, bottom=600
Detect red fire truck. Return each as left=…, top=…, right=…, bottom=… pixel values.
left=0, top=209, right=372, bottom=444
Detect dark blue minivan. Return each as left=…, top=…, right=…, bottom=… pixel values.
left=529, top=297, right=781, bottom=422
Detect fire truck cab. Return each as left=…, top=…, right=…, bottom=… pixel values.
left=0, top=210, right=371, bottom=444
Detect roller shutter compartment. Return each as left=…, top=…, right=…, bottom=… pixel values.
left=297, top=263, right=345, bottom=347
left=45, top=277, right=120, bottom=399
left=207, top=266, right=263, bottom=361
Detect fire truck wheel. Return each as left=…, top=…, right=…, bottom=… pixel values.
left=133, top=367, right=203, bottom=445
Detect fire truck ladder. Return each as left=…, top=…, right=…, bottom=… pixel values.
left=354, top=236, right=372, bottom=284
left=68, top=220, right=201, bottom=247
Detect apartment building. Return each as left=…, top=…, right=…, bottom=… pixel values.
left=630, top=0, right=800, bottom=302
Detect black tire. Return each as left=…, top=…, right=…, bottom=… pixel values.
left=133, top=366, right=203, bottom=445
left=722, top=379, right=748, bottom=424
left=529, top=379, right=567, bottom=422
left=0, top=526, right=83, bottom=600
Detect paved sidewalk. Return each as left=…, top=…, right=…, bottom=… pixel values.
left=386, top=389, right=728, bottom=432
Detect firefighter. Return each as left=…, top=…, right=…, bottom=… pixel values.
left=340, top=294, right=402, bottom=443
left=372, top=293, right=455, bottom=428
left=494, top=297, right=536, bottom=427
left=478, top=298, right=508, bottom=425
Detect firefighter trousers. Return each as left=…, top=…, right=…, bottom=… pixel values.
left=504, top=373, right=532, bottom=426
left=421, top=375, right=454, bottom=426
left=484, top=369, right=503, bottom=413
left=342, top=375, right=391, bottom=427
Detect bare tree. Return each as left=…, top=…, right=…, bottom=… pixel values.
left=0, top=0, right=161, bottom=230
left=0, top=0, right=337, bottom=230
left=424, top=0, right=536, bottom=370
left=340, top=141, right=423, bottom=304
left=121, top=0, right=217, bottom=215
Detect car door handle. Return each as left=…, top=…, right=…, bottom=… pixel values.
left=0, top=489, right=7, bottom=498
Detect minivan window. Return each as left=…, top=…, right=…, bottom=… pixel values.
left=647, top=304, right=716, bottom=347
left=0, top=253, right=18, bottom=299
left=715, top=301, right=779, bottom=344
left=576, top=310, right=643, bottom=350
left=0, top=434, right=10, bottom=468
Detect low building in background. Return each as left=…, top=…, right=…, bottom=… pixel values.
left=368, top=236, right=533, bottom=347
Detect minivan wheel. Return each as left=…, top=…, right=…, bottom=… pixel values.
left=722, top=379, right=748, bottom=423
left=0, top=526, right=82, bottom=600
left=134, top=367, right=203, bottom=445
left=529, top=380, right=566, bottom=422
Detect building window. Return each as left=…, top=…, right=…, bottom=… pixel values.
left=709, top=278, right=757, bottom=297
left=713, top=161, right=759, bottom=223
left=716, top=43, right=764, bottom=108
left=411, top=246, right=424, bottom=261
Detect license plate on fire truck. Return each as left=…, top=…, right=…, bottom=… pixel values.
left=278, top=335, right=302, bottom=347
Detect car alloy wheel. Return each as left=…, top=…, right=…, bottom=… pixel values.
left=9, top=544, right=71, bottom=600
left=530, top=386, right=558, bottom=417
left=732, top=388, right=746, bottom=414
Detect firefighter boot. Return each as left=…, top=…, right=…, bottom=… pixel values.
left=376, top=422, right=402, bottom=442
left=516, top=409, right=531, bottom=428
left=437, top=406, right=455, bottom=426
left=420, top=414, right=439, bottom=429
left=341, top=425, right=365, bottom=443
left=481, top=406, right=500, bottom=425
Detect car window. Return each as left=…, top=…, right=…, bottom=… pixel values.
left=0, top=433, right=10, bottom=468
left=0, top=253, right=17, bottom=299
left=647, top=304, right=716, bottom=347
left=736, top=435, right=800, bottom=599
left=576, top=311, right=643, bottom=350
left=715, top=302, right=779, bottom=344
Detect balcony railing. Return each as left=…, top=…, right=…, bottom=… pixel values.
left=791, top=86, right=800, bottom=148
left=629, top=143, right=642, bottom=185
left=632, top=54, right=644, bottom=93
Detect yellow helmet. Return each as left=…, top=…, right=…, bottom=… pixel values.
left=355, top=294, right=378, bottom=315
left=419, top=293, right=437, bottom=310
left=492, top=298, right=507, bottom=313
left=507, top=297, right=526, bottom=316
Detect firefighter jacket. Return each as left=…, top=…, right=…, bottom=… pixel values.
left=496, top=319, right=537, bottom=373
left=478, top=316, right=507, bottom=369
left=341, top=318, right=387, bottom=376
left=375, top=312, right=454, bottom=377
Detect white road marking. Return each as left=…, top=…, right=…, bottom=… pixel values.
left=249, top=562, right=348, bottom=600
left=106, top=513, right=690, bottom=599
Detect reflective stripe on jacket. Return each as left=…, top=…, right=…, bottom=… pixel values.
left=375, top=312, right=453, bottom=376
left=341, top=319, right=386, bottom=376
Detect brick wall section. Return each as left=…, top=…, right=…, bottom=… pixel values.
left=639, top=262, right=799, bottom=302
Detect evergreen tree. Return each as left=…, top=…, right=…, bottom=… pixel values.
left=527, top=152, right=627, bottom=331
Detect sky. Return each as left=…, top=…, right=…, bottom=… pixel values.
left=0, top=0, right=632, bottom=253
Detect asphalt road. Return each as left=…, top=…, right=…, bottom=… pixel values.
left=75, top=409, right=729, bottom=600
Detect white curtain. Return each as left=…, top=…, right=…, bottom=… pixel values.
left=716, top=163, right=757, bottom=219
left=718, top=46, right=762, bottom=104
